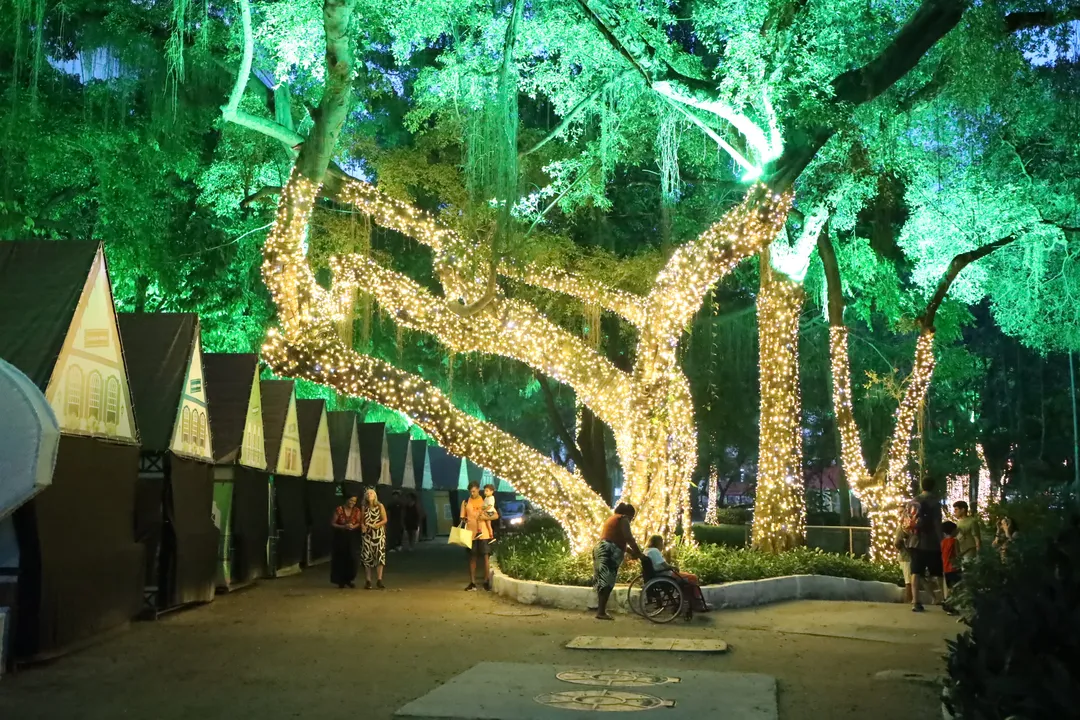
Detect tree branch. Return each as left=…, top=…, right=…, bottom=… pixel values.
left=499, top=262, right=647, bottom=327
left=766, top=0, right=966, bottom=190
left=537, top=373, right=588, bottom=472
left=920, top=236, right=1016, bottom=329
left=331, top=253, right=637, bottom=435
left=816, top=222, right=845, bottom=326
left=241, top=186, right=283, bottom=208
left=1004, top=7, right=1080, bottom=31
left=520, top=71, right=631, bottom=158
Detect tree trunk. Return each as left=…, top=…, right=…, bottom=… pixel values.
left=751, top=251, right=806, bottom=553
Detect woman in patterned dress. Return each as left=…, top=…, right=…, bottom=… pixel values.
left=330, top=495, right=362, bottom=588
left=592, top=503, right=642, bottom=620
left=361, top=487, right=388, bottom=589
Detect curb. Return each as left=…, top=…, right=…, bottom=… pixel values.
left=490, top=563, right=902, bottom=612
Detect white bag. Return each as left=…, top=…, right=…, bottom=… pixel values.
left=448, top=522, right=474, bottom=549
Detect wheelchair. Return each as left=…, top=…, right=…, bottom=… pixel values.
left=624, top=555, right=699, bottom=623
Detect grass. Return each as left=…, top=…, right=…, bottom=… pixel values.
left=495, top=526, right=902, bottom=587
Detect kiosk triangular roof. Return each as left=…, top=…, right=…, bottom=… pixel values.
left=296, top=399, right=334, bottom=482
left=326, top=410, right=362, bottom=483
left=260, top=379, right=300, bottom=476
left=118, top=313, right=212, bottom=459
left=203, top=353, right=265, bottom=468
left=427, top=445, right=461, bottom=490
left=0, top=241, right=138, bottom=444
left=358, top=422, right=390, bottom=486
left=386, top=433, right=415, bottom=488
left=410, top=439, right=431, bottom=490
left=0, top=240, right=99, bottom=388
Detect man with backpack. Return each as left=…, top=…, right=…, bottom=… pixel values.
left=899, top=475, right=944, bottom=612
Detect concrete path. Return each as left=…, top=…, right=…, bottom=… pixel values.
left=0, top=543, right=959, bottom=720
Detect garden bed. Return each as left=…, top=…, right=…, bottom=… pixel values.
left=495, top=526, right=902, bottom=588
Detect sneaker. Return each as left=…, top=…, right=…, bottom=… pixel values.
left=376, top=580, right=385, bottom=590
left=364, top=581, right=372, bottom=590
left=483, top=581, right=491, bottom=592
left=488, top=538, right=497, bottom=545
left=346, top=581, right=356, bottom=589
left=464, top=583, right=477, bottom=591
left=912, top=603, right=925, bottom=612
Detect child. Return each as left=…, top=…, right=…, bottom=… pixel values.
left=941, top=521, right=961, bottom=615
left=644, top=535, right=709, bottom=611
left=482, top=484, right=497, bottom=544
left=894, top=520, right=913, bottom=604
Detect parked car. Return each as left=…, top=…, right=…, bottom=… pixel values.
left=499, top=499, right=529, bottom=532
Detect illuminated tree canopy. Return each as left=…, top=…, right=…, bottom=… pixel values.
left=2, top=0, right=1077, bottom=550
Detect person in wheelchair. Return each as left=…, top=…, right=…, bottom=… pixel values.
left=643, top=535, right=709, bottom=612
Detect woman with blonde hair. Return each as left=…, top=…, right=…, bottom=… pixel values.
left=361, top=487, right=388, bottom=589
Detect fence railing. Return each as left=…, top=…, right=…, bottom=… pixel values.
left=805, top=525, right=872, bottom=557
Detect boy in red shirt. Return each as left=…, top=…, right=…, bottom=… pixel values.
left=941, top=521, right=961, bottom=615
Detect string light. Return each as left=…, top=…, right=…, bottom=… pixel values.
left=828, top=327, right=871, bottom=494
left=975, top=443, right=991, bottom=519
left=865, top=329, right=937, bottom=560
left=261, top=169, right=790, bottom=550
left=704, top=464, right=719, bottom=524
left=750, top=262, right=807, bottom=552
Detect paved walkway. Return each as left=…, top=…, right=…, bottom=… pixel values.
left=0, top=542, right=959, bottom=720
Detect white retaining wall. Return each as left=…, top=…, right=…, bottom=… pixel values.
left=490, top=564, right=902, bottom=612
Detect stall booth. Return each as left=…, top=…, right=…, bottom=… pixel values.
left=386, top=433, right=415, bottom=550
left=0, top=241, right=143, bottom=660
left=359, top=422, right=391, bottom=500
left=202, top=354, right=268, bottom=591
left=327, top=411, right=362, bottom=500
left=0, top=358, right=61, bottom=671
left=296, top=399, right=335, bottom=565
left=411, top=440, right=436, bottom=539
left=119, top=313, right=218, bottom=617
left=260, top=380, right=305, bottom=578
left=426, top=445, right=460, bottom=536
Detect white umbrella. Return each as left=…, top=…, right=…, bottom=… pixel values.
left=0, top=358, right=60, bottom=520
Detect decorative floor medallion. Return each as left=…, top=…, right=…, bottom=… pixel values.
left=534, top=689, right=676, bottom=712
left=555, top=670, right=680, bottom=687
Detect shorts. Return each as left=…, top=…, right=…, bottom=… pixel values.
left=909, top=548, right=943, bottom=577
left=944, top=571, right=962, bottom=589
left=469, top=538, right=490, bottom=558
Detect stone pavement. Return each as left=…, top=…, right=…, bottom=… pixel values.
left=396, top=663, right=777, bottom=719
left=0, top=542, right=959, bottom=720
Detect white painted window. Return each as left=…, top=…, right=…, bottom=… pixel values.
left=198, top=412, right=207, bottom=449
left=182, top=407, right=192, bottom=445
left=105, top=377, right=120, bottom=425
left=87, top=371, right=103, bottom=420
left=66, top=366, right=84, bottom=417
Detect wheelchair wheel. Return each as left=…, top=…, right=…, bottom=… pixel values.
left=625, top=575, right=645, bottom=616
left=641, top=578, right=684, bottom=624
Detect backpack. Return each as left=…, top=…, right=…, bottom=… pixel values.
left=902, top=497, right=927, bottom=538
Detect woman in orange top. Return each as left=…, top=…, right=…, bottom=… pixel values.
left=592, top=503, right=642, bottom=620
left=330, top=495, right=362, bottom=588
left=460, top=481, right=498, bottom=591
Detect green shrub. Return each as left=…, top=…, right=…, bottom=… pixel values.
left=712, top=507, right=753, bottom=525
left=691, top=523, right=749, bottom=547
left=496, top=526, right=901, bottom=587
left=944, top=513, right=1080, bottom=719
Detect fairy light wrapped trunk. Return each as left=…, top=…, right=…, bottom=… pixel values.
left=751, top=254, right=806, bottom=552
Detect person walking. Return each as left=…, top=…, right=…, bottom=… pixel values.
left=403, top=492, right=421, bottom=551
left=387, top=489, right=404, bottom=553
left=361, top=487, right=388, bottom=589
left=460, top=481, right=497, bottom=591
left=952, top=501, right=982, bottom=561
left=905, top=476, right=944, bottom=612
left=592, top=503, right=642, bottom=620
left=330, top=495, right=362, bottom=589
